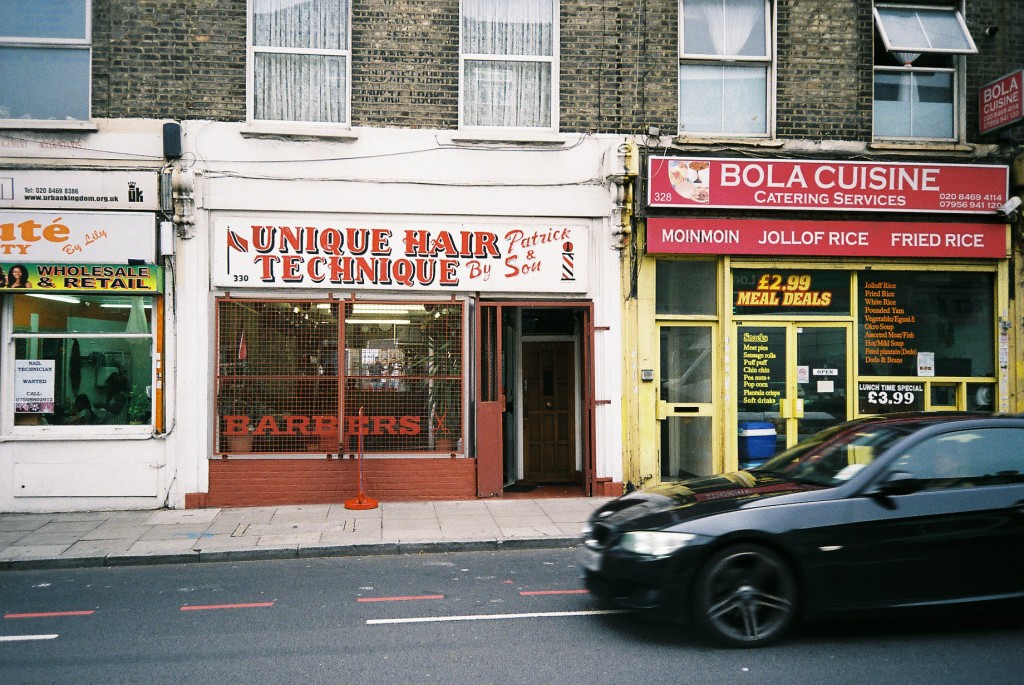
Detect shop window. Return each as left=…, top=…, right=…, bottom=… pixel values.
left=678, top=0, right=771, bottom=137
left=656, top=261, right=717, bottom=315
left=0, top=0, right=91, bottom=126
left=249, top=0, right=351, bottom=126
left=460, top=0, right=557, bottom=129
left=872, top=3, right=976, bottom=141
left=11, top=294, right=155, bottom=427
left=215, top=299, right=462, bottom=455
left=858, top=271, right=994, bottom=378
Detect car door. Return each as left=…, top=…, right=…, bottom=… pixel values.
left=835, top=427, right=1024, bottom=606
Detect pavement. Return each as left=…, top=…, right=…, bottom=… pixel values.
left=0, top=497, right=611, bottom=571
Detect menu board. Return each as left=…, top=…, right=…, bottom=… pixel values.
left=860, top=279, right=919, bottom=374
left=738, top=326, right=786, bottom=412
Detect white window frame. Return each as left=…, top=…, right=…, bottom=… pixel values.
left=6, top=293, right=157, bottom=437
left=871, top=2, right=977, bottom=142
left=0, top=0, right=93, bottom=130
left=677, top=0, right=775, bottom=139
left=246, top=0, right=353, bottom=131
left=458, top=0, right=560, bottom=133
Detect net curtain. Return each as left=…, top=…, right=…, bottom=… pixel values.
left=462, top=0, right=554, bottom=128
left=252, top=0, right=350, bottom=123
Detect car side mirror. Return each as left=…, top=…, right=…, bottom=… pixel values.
left=867, top=470, right=922, bottom=497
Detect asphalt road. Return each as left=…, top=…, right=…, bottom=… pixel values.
left=2, top=547, right=1023, bottom=684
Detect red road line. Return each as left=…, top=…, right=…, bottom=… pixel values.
left=180, top=602, right=275, bottom=611
left=519, top=590, right=590, bottom=596
left=357, top=594, right=445, bottom=603
left=4, top=610, right=95, bottom=619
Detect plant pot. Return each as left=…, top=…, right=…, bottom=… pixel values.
left=226, top=432, right=255, bottom=452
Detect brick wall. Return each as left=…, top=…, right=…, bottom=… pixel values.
left=90, top=0, right=1024, bottom=143
left=93, top=0, right=246, bottom=120
left=776, top=0, right=872, bottom=141
left=197, top=457, right=477, bottom=508
left=351, top=0, right=459, bottom=128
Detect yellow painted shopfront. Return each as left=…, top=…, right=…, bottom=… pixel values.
left=621, top=156, right=1013, bottom=491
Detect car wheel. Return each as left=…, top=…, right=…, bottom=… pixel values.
left=692, top=544, right=797, bottom=647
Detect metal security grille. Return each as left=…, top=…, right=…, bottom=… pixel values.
left=342, top=302, right=462, bottom=453
left=216, top=298, right=462, bottom=455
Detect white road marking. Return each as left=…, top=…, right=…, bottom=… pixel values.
left=367, top=609, right=628, bottom=625
left=0, top=634, right=59, bottom=642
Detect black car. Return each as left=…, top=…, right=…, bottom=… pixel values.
left=579, top=413, right=1024, bottom=647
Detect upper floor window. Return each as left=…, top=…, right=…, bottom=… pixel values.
left=678, top=0, right=771, bottom=137
left=460, top=0, right=558, bottom=130
left=249, top=0, right=351, bottom=126
left=0, top=0, right=91, bottom=126
left=872, top=3, right=976, bottom=141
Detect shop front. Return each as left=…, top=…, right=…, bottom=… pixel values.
left=199, top=215, right=608, bottom=506
left=0, top=173, right=169, bottom=511
left=631, top=156, right=1011, bottom=487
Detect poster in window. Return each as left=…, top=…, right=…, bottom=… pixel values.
left=15, top=359, right=56, bottom=413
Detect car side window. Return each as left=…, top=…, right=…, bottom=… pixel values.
left=890, top=428, right=1024, bottom=491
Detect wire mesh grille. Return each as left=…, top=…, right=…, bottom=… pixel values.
left=216, top=299, right=462, bottom=454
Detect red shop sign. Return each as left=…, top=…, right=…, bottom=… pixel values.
left=647, top=217, right=1007, bottom=259
left=647, top=157, right=1008, bottom=214
left=979, top=69, right=1024, bottom=135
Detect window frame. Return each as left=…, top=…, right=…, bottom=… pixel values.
left=214, top=297, right=465, bottom=457
left=7, top=293, right=158, bottom=435
left=458, top=0, right=560, bottom=133
left=246, top=0, right=353, bottom=130
left=677, top=0, right=775, bottom=139
left=871, top=2, right=976, bottom=142
left=0, top=0, right=93, bottom=130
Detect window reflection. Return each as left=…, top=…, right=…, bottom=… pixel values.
left=12, top=294, right=155, bottom=426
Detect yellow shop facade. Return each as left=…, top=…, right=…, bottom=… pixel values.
left=621, top=155, right=1013, bottom=491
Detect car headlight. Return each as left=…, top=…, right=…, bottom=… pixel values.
left=619, top=531, right=698, bottom=557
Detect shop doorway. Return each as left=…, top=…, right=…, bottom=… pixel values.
left=522, top=340, right=576, bottom=482
left=735, top=322, right=853, bottom=466
left=476, top=303, right=594, bottom=497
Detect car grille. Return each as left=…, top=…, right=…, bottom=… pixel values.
left=587, top=521, right=618, bottom=550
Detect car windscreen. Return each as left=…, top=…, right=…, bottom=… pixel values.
left=754, top=424, right=917, bottom=486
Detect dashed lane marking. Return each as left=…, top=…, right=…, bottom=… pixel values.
left=0, top=634, right=59, bottom=642
left=367, top=609, right=629, bottom=625
left=357, top=594, right=445, bottom=603
left=4, top=611, right=95, bottom=619
left=180, top=602, right=275, bottom=611
left=519, top=590, right=590, bottom=596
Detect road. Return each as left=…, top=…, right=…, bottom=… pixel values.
left=2, top=547, right=1023, bottom=684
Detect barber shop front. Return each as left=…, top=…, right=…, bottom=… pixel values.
left=628, top=156, right=1012, bottom=490
left=200, top=216, right=607, bottom=507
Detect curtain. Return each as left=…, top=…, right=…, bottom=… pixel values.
left=462, top=0, right=553, bottom=56
left=253, top=0, right=349, bottom=123
left=689, top=0, right=764, bottom=57
left=462, top=0, right=553, bottom=127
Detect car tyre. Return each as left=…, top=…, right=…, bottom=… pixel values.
left=691, top=544, right=797, bottom=647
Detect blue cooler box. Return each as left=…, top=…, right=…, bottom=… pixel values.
left=738, top=421, right=777, bottom=469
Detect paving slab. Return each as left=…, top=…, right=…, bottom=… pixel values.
left=0, top=497, right=612, bottom=571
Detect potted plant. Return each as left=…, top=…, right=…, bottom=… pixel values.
left=127, top=389, right=152, bottom=425
left=220, top=390, right=272, bottom=452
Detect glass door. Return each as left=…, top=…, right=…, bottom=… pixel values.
left=736, top=322, right=851, bottom=467
left=795, top=324, right=850, bottom=443
left=658, top=323, right=717, bottom=479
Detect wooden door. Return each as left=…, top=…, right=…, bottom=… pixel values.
left=476, top=303, right=505, bottom=497
left=523, top=341, right=576, bottom=482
